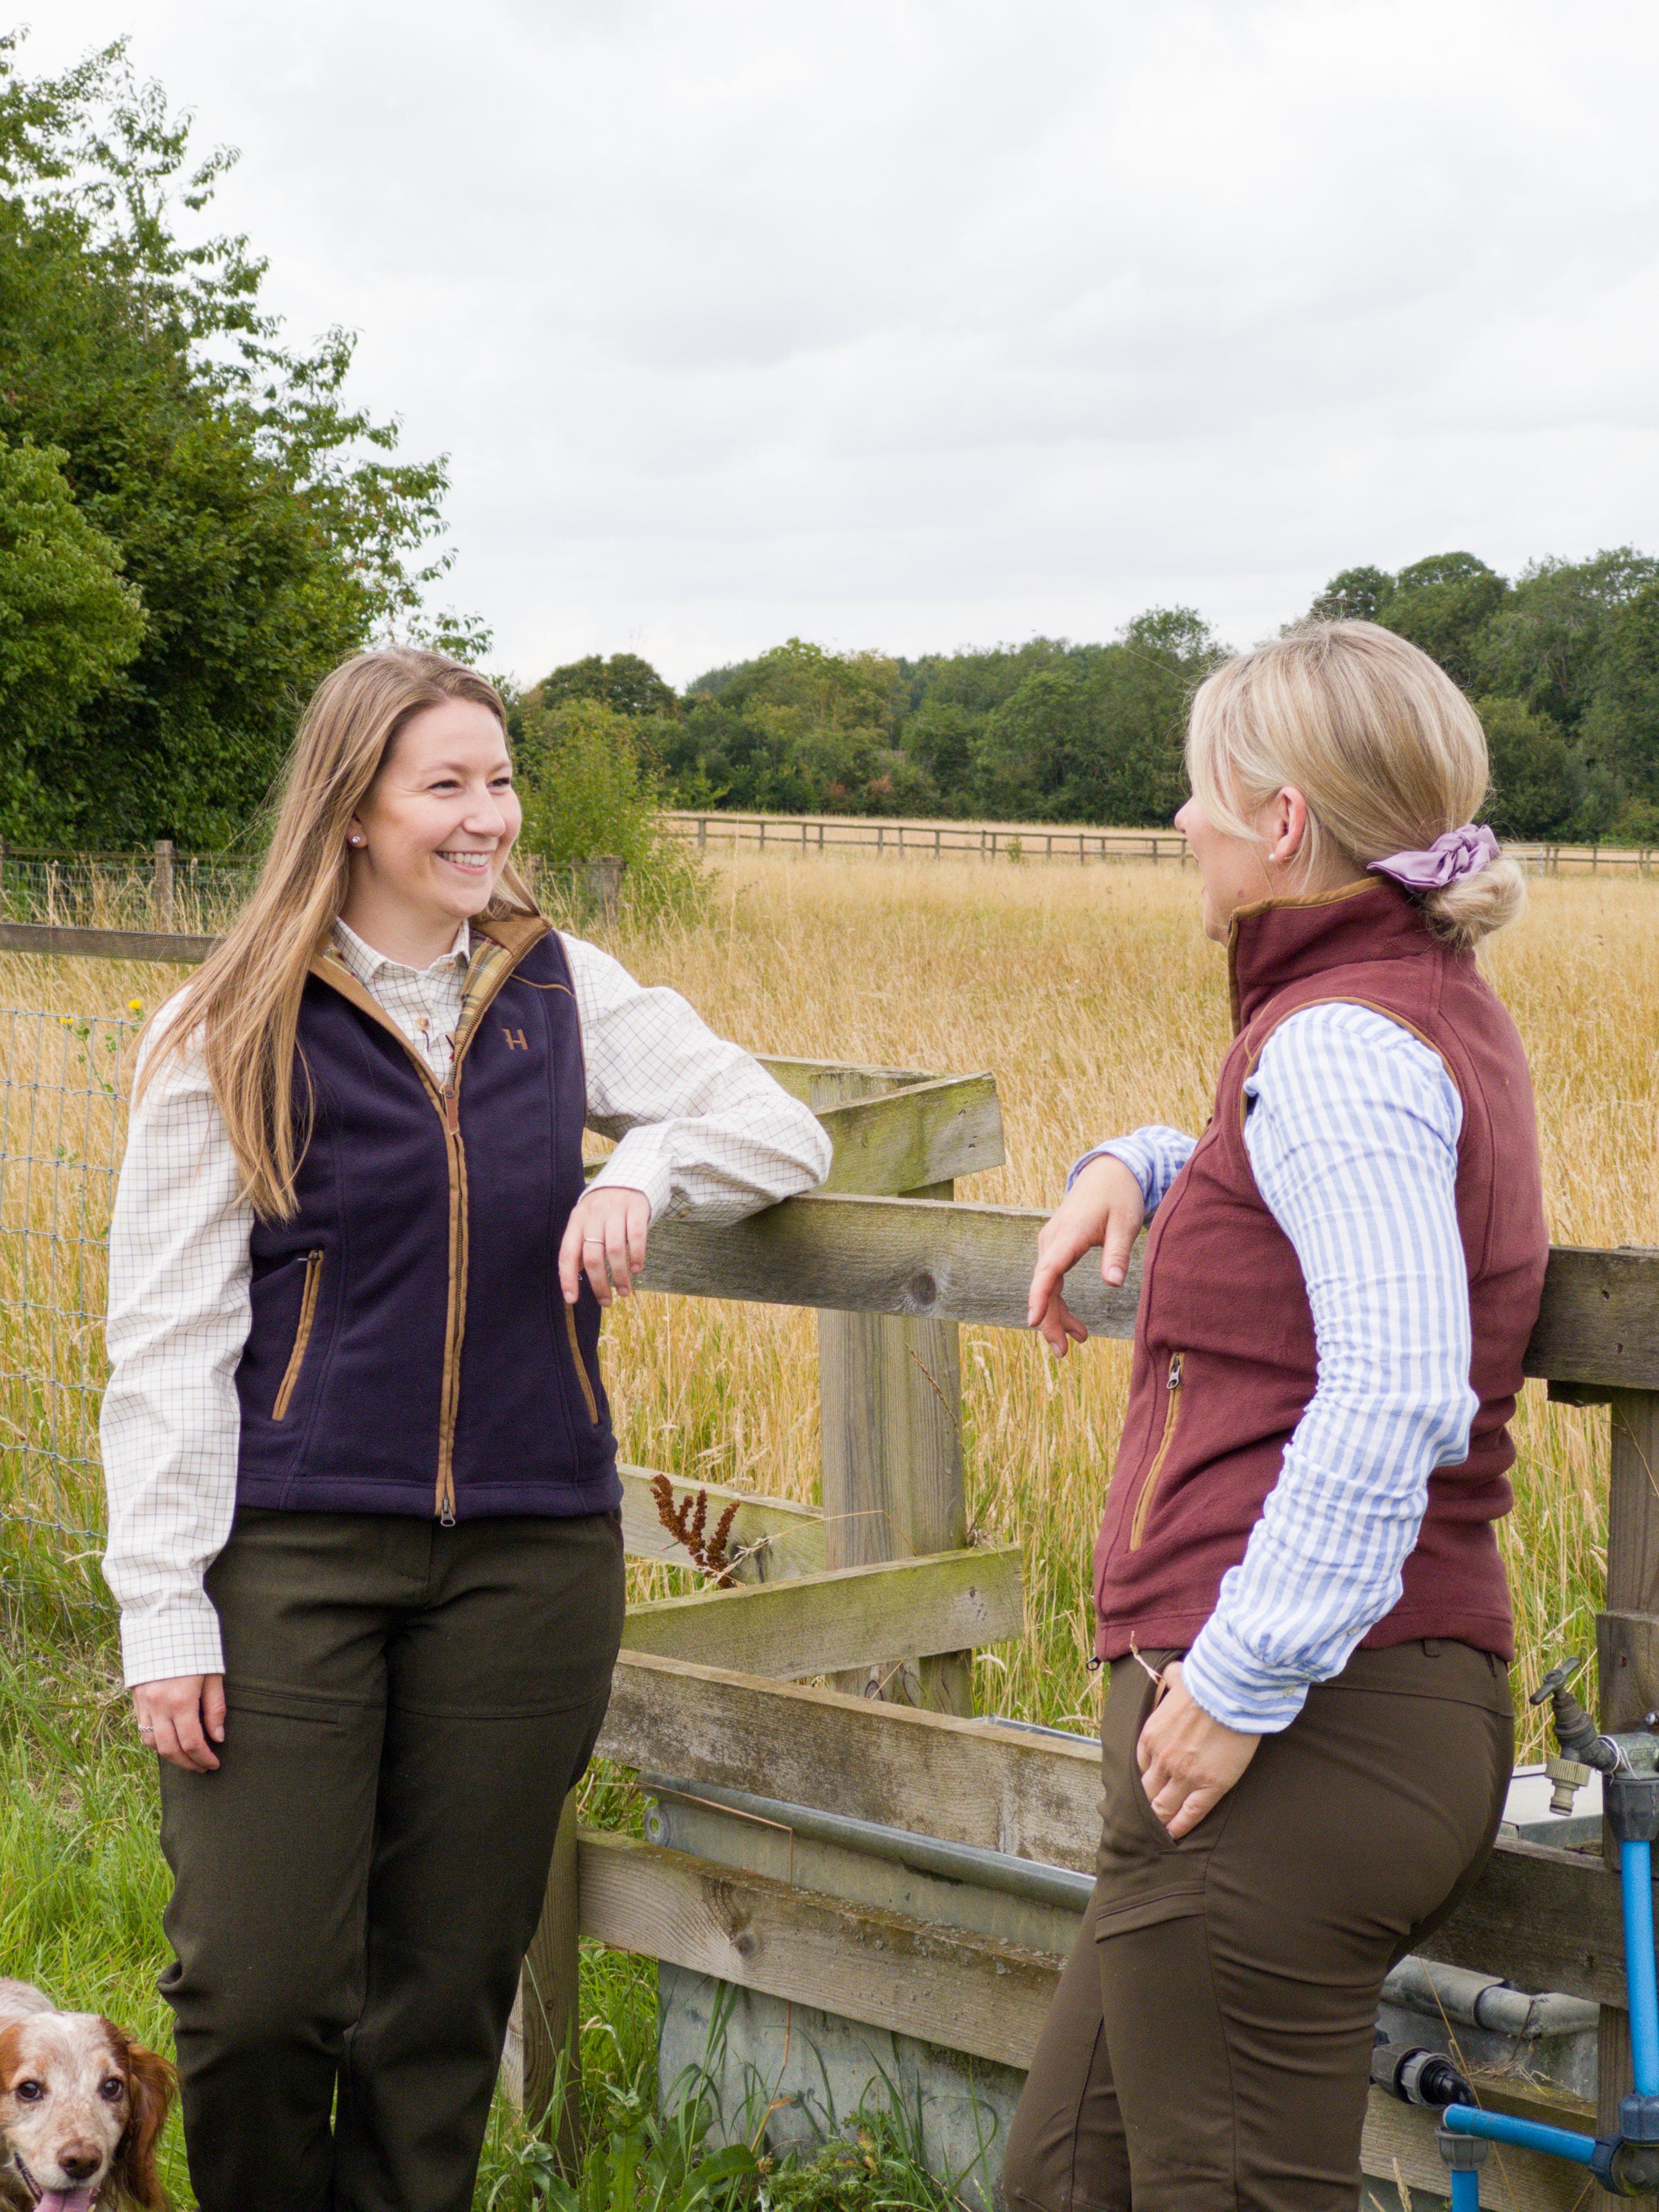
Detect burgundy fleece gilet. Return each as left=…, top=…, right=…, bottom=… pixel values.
left=1092, top=877, right=1548, bottom=1665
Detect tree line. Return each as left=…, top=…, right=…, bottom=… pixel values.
left=536, top=549, right=1659, bottom=843
left=10, top=42, right=1657, bottom=851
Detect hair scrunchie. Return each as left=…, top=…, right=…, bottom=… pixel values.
left=1367, top=823, right=1499, bottom=890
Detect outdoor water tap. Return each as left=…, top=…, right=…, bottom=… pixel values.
left=1529, top=1658, right=1621, bottom=1819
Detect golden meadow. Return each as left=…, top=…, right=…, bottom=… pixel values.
left=3, top=852, right=1657, bottom=1759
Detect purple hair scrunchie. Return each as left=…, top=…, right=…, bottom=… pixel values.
left=1367, top=822, right=1499, bottom=891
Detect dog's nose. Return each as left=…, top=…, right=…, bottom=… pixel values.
left=59, top=2147, right=101, bottom=2182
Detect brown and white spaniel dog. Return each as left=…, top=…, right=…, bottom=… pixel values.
left=0, top=1983, right=172, bottom=2212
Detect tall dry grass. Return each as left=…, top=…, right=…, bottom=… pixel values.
left=1, top=856, right=1654, bottom=1754
left=586, top=856, right=1659, bottom=1756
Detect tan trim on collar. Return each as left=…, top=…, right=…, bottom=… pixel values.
left=473, top=907, right=552, bottom=961
left=1224, top=876, right=1388, bottom=1032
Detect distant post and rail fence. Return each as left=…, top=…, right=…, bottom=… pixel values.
left=3, top=912, right=1658, bottom=2206
left=664, top=809, right=1659, bottom=877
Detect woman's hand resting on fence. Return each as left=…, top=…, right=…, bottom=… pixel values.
left=558, top=1185, right=652, bottom=1308
left=133, top=1675, right=225, bottom=1773
left=1136, top=1662, right=1261, bottom=1838
left=1026, top=1155, right=1146, bottom=1356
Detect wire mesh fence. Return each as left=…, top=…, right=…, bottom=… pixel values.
left=0, top=1007, right=138, bottom=1652
left=0, top=845, right=625, bottom=937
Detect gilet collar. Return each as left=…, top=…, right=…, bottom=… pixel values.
left=1225, top=876, right=1433, bottom=1034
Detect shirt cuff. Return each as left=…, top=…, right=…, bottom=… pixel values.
left=1066, top=1137, right=1160, bottom=1214
left=587, top=1147, right=674, bottom=1224
left=119, top=1596, right=227, bottom=1689
left=1180, top=1614, right=1311, bottom=1735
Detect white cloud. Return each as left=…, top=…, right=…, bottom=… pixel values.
left=30, top=0, right=1659, bottom=680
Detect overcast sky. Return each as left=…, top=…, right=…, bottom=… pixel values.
left=31, top=0, right=1659, bottom=685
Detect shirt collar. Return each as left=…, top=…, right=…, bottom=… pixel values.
left=331, top=917, right=472, bottom=986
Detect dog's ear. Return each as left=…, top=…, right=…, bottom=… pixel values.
left=0, top=2022, right=20, bottom=2085
left=102, top=2025, right=174, bottom=2210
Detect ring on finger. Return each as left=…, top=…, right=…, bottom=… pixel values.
left=138, top=1724, right=155, bottom=1737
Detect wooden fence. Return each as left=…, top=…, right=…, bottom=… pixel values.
left=665, top=810, right=1659, bottom=879
left=8, top=923, right=1659, bottom=2205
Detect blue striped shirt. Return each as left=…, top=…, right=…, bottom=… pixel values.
left=1071, top=1001, right=1475, bottom=1734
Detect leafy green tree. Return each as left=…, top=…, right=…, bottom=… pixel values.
left=515, top=696, right=704, bottom=922
left=1375, top=553, right=1508, bottom=690
left=664, top=639, right=907, bottom=813
left=532, top=653, right=679, bottom=721
left=1476, top=550, right=1659, bottom=733
left=1581, top=584, right=1659, bottom=809
left=1306, top=566, right=1396, bottom=623
left=1475, top=696, right=1582, bottom=840
left=975, top=670, right=1090, bottom=818
left=0, top=437, right=144, bottom=840
left=1069, top=608, right=1228, bottom=826
left=0, top=35, right=481, bottom=847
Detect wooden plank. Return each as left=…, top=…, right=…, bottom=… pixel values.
left=619, top=1544, right=1022, bottom=1681
left=641, top=1195, right=1659, bottom=1391
left=0, top=921, right=216, bottom=963
left=756, top=1054, right=933, bottom=1102
left=1527, top=1248, right=1659, bottom=1392
left=640, top=1190, right=1144, bottom=1338
left=517, top=1791, right=580, bottom=2159
left=576, top=1828, right=1058, bottom=2072
left=814, top=1075, right=1005, bottom=1193
left=599, top=1650, right=1640, bottom=2007
left=618, top=1464, right=825, bottom=1583
left=596, top=1651, right=1099, bottom=1867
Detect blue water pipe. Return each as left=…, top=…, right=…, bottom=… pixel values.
left=1448, top=2168, right=1480, bottom=2212
left=1623, top=1835, right=1659, bottom=2097
left=1440, top=2101, right=1599, bottom=2166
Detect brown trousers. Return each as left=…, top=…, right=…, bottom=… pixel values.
left=157, top=1506, right=625, bottom=2212
left=1001, top=1641, right=1513, bottom=2212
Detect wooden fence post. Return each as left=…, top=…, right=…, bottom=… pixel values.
left=517, top=1788, right=582, bottom=2163
left=811, top=1068, right=969, bottom=1716
left=153, top=840, right=173, bottom=932
left=1596, top=1389, right=1659, bottom=2200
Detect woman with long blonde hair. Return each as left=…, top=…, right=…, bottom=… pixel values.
left=101, top=648, right=830, bottom=2212
left=1002, top=623, right=1548, bottom=2211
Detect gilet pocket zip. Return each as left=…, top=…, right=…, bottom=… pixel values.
left=564, top=1301, right=600, bottom=1424
left=272, top=1250, right=325, bottom=1422
left=1128, top=1352, right=1183, bottom=1551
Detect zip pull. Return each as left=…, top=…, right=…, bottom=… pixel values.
left=1167, top=1353, right=1183, bottom=1390
left=443, top=1081, right=459, bottom=1135
left=439, top=1502, right=456, bottom=1529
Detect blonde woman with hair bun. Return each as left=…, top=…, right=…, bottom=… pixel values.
left=1003, top=622, right=1549, bottom=2212
left=100, top=647, right=831, bottom=2212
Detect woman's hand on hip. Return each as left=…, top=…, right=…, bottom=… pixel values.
left=560, top=1185, right=651, bottom=1307
left=1136, top=1662, right=1261, bottom=1839
left=133, top=1675, right=226, bottom=1774
left=1026, top=1155, right=1146, bottom=1356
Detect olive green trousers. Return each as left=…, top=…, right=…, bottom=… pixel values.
left=1001, top=1640, right=1513, bottom=2212
left=157, top=1506, right=625, bottom=2212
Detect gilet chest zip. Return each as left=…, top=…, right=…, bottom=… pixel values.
left=1128, top=1352, right=1184, bottom=1551
left=309, top=925, right=547, bottom=1527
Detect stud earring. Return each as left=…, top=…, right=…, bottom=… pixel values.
left=348, top=833, right=364, bottom=848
